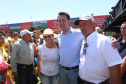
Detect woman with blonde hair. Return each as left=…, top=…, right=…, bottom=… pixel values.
left=37, top=29, right=60, bottom=84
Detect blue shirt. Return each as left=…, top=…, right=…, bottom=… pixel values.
left=40, top=38, right=44, bottom=45
left=58, top=28, right=84, bottom=67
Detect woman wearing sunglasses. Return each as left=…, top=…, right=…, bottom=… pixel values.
left=37, top=29, right=60, bottom=84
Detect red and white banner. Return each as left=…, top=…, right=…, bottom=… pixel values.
left=20, top=22, right=33, bottom=31
left=93, top=15, right=109, bottom=27
left=47, top=20, right=59, bottom=29
left=0, top=24, right=10, bottom=31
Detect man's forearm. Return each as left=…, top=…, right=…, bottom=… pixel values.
left=121, top=56, right=126, bottom=76
left=109, top=65, right=121, bottom=84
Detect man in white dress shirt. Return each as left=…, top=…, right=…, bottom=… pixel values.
left=74, top=15, right=123, bottom=84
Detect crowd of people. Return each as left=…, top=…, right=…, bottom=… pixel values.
left=0, top=12, right=126, bottom=84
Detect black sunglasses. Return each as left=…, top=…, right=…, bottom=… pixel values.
left=83, top=43, right=88, bottom=55
left=13, top=34, right=18, bottom=36
left=44, top=35, right=52, bottom=39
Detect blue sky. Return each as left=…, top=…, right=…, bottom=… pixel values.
left=0, top=0, right=119, bottom=25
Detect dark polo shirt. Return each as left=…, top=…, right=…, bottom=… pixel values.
left=117, top=36, right=126, bottom=84
left=118, top=36, right=126, bottom=59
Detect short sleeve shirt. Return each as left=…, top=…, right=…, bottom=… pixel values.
left=38, top=44, right=59, bottom=76
left=79, top=31, right=123, bottom=83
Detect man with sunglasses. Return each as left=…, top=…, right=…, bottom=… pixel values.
left=117, top=21, right=126, bottom=84
left=74, top=15, right=123, bottom=84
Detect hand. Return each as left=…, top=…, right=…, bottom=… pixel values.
left=8, top=64, right=11, bottom=70
left=13, top=71, right=18, bottom=77
left=111, top=37, right=119, bottom=50
left=7, top=56, right=10, bottom=64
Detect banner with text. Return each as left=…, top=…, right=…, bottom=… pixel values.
left=20, top=22, right=33, bottom=31
left=93, top=15, right=109, bottom=27
left=47, top=20, right=59, bottom=29
left=0, top=24, right=10, bottom=31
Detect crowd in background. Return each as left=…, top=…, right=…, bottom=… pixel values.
left=0, top=12, right=126, bottom=84
left=0, top=28, right=59, bottom=84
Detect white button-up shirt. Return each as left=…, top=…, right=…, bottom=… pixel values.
left=79, top=31, right=123, bottom=83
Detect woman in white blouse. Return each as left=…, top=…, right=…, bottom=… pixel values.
left=37, top=29, right=60, bottom=84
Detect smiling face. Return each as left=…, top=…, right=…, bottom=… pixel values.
left=57, top=15, right=70, bottom=34
left=43, top=34, right=54, bottom=44
left=79, top=20, right=95, bottom=38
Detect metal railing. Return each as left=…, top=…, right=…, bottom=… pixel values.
left=102, top=0, right=126, bottom=30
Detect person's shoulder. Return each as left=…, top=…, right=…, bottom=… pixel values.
left=97, top=33, right=112, bottom=43
left=38, top=43, right=45, bottom=48
left=12, top=41, right=20, bottom=48
left=7, top=39, right=12, bottom=43
left=98, top=33, right=110, bottom=39
left=14, top=39, right=22, bottom=45
left=71, top=29, right=83, bottom=36
left=4, top=39, right=9, bottom=43
left=71, top=28, right=81, bottom=33
left=38, top=44, right=45, bottom=52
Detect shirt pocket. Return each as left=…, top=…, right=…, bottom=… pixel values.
left=20, top=45, right=28, bottom=53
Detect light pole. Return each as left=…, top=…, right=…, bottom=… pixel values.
left=31, top=16, right=32, bottom=21
left=5, top=21, right=8, bottom=24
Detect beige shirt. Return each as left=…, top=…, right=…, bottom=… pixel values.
left=11, top=39, right=34, bottom=72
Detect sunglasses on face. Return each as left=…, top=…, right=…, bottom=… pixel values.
left=83, top=43, right=88, bottom=55
left=13, top=34, right=18, bottom=36
left=44, top=35, right=52, bottom=39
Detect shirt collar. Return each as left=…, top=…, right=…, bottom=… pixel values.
left=117, top=35, right=126, bottom=44
left=84, top=31, right=97, bottom=43
left=20, top=39, right=29, bottom=44
left=60, top=27, right=73, bottom=35
left=117, top=35, right=123, bottom=42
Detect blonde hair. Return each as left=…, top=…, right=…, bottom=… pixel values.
left=95, top=27, right=103, bottom=34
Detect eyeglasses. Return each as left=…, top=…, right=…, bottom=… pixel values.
left=13, top=34, right=18, bottom=36
left=44, top=35, right=52, bottom=39
left=83, top=43, right=88, bottom=55
left=120, top=27, right=126, bottom=30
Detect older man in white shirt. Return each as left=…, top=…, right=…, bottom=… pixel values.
left=74, top=15, right=123, bottom=84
